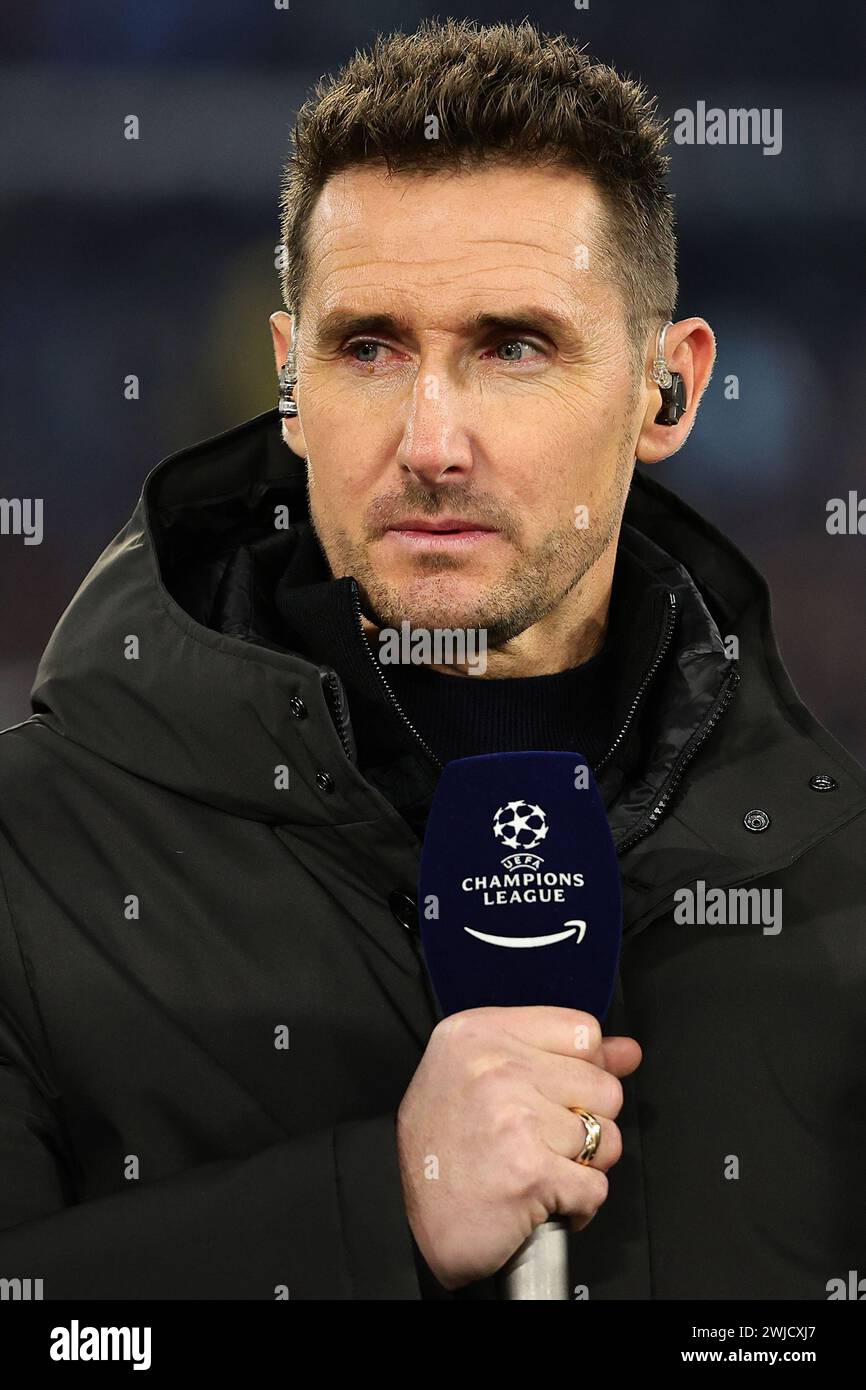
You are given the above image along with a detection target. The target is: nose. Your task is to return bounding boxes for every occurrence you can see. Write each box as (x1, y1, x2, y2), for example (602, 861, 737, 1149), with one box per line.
(395, 372, 475, 487)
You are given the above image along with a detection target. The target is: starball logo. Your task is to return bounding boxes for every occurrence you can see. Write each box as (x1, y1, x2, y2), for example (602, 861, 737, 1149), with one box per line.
(459, 800, 587, 948)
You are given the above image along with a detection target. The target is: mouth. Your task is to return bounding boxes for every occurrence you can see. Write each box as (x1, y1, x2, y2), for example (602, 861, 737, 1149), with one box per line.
(383, 517, 501, 550)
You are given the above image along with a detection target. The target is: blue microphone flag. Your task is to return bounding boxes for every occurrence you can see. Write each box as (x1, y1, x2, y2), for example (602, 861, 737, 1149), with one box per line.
(418, 752, 623, 1020)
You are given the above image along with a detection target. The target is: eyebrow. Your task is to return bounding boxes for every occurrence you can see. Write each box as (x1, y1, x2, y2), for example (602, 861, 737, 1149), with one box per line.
(312, 305, 585, 350)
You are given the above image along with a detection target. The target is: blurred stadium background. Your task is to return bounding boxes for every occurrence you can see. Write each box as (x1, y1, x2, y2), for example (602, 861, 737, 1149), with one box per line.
(1, 0, 864, 762)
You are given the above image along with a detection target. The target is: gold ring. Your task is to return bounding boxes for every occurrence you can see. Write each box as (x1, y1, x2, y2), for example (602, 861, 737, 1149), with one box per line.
(570, 1107, 601, 1164)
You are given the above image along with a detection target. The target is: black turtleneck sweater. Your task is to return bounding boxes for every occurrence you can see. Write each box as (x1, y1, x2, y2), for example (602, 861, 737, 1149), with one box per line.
(380, 609, 616, 768)
(271, 522, 669, 802)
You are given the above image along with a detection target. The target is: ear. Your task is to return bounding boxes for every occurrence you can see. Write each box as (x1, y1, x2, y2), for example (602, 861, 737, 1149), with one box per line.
(634, 318, 716, 465)
(269, 310, 307, 458)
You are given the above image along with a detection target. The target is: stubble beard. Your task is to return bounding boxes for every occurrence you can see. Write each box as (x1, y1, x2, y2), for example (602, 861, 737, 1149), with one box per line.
(307, 434, 635, 650)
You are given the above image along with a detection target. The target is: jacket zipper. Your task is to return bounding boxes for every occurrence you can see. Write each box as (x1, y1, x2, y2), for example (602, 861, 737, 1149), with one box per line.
(593, 590, 677, 776)
(349, 582, 443, 770)
(321, 669, 355, 762)
(615, 664, 741, 856)
(339, 580, 736, 856)
(346, 584, 679, 783)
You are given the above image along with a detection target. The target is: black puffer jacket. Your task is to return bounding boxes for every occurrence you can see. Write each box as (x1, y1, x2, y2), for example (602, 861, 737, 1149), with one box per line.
(0, 407, 863, 1299)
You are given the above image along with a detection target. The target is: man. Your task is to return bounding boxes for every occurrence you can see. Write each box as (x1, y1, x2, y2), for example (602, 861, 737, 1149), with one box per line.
(0, 18, 864, 1300)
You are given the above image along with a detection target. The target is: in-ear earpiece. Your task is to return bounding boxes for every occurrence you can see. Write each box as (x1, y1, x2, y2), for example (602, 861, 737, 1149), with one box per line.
(650, 321, 687, 426)
(278, 346, 298, 418)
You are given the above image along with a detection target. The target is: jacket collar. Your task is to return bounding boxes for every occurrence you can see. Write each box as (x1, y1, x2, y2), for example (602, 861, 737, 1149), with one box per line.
(30, 408, 866, 900)
(617, 469, 866, 934)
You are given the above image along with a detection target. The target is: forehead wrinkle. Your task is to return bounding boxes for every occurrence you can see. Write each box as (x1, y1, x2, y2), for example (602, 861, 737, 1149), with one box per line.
(308, 221, 606, 293)
(313, 256, 602, 300)
(458, 234, 593, 254)
(307, 209, 606, 292)
(316, 238, 595, 271)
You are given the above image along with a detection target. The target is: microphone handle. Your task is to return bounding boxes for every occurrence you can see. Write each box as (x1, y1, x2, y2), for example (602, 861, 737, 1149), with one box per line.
(494, 1218, 570, 1300)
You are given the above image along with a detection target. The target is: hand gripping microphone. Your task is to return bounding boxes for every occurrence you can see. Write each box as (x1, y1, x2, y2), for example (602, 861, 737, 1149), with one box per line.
(417, 751, 623, 1300)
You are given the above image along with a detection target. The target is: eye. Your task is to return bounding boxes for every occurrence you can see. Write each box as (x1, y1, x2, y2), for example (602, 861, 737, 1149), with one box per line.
(342, 339, 386, 364)
(484, 338, 546, 364)
(339, 336, 547, 367)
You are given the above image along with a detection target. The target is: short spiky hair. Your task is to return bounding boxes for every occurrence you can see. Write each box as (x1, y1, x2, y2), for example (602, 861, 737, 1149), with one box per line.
(279, 17, 677, 360)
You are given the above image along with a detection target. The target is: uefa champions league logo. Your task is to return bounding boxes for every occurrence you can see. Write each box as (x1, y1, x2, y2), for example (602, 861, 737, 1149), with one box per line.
(493, 800, 549, 854)
(455, 798, 586, 947)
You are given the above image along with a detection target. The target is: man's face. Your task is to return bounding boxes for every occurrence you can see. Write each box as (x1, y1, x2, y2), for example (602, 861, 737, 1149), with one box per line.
(277, 163, 645, 647)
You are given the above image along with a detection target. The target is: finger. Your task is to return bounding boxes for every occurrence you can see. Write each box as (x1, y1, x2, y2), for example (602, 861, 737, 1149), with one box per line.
(526, 1053, 625, 1118)
(545, 1151, 609, 1228)
(533, 1092, 623, 1172)
(465, 1004, 604, 1059)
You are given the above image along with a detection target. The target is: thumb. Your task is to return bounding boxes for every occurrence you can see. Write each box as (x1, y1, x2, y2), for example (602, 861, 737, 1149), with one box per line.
(598, 1035, 642, 1077)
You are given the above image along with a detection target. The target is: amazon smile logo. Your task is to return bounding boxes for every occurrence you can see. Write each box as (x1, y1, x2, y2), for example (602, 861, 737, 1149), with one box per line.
(465, 921, 586, 949)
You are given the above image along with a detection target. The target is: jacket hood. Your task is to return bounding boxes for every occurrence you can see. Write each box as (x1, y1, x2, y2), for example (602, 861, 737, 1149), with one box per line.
(29, 409, 866, 905)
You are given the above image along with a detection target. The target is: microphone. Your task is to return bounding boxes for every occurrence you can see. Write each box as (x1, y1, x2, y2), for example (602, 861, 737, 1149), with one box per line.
(417, 751, 623, 1300)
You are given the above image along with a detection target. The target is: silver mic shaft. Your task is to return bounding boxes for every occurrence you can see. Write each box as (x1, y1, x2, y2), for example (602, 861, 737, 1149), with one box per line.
(495, 1218, 570, 1300)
